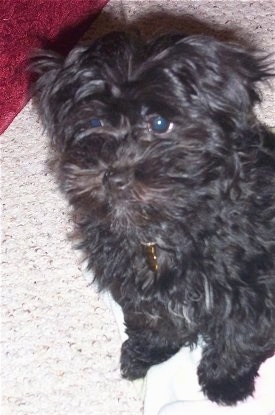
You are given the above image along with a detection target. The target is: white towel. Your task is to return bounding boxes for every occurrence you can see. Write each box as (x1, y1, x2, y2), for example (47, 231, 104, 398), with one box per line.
(103, 292, 275, 415)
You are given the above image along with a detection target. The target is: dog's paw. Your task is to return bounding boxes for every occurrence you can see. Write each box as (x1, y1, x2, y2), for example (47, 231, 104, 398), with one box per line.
(120, 339, 150, 380)
(198, 369, 256, 405)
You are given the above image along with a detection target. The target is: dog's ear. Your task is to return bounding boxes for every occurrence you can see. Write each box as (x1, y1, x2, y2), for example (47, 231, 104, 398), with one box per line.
(169, 36, 273, 129)
(31, 46, 98, 149)
(30, 50, 65, 144)
(30, 50, 64, 75)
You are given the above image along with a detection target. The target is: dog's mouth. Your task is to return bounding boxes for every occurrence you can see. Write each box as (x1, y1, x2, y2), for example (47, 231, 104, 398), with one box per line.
(63, 161, 189, 281)
(64, 158, 184, 217)
(64, 161, 156, 214)
(61, 153, 187, 248)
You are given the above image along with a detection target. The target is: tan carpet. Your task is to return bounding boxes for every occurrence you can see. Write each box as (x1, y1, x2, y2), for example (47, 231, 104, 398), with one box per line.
(1, 1, 274, 414)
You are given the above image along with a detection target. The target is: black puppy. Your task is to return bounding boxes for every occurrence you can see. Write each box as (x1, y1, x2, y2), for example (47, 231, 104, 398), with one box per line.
(32, 31, 275, 405)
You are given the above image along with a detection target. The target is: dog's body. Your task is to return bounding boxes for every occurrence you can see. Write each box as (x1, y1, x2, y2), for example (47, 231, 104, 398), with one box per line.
(33, 31, 275, 405)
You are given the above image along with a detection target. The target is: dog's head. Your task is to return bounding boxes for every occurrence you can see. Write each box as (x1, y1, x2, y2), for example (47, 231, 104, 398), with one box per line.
(32, 31, 272, 241)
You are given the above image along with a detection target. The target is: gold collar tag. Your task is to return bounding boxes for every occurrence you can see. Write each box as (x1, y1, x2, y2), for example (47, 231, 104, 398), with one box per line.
(142, 242, 158, 272)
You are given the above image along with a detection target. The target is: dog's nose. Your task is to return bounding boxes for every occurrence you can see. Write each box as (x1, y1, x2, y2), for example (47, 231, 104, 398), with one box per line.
(104, 168, 130, 190)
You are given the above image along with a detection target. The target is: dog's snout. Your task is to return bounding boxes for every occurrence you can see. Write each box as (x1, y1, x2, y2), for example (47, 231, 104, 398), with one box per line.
(104, 167, 131, 190)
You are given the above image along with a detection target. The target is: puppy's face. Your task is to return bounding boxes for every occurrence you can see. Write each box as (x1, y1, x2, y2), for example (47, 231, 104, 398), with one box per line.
(33, 32, 271, 239)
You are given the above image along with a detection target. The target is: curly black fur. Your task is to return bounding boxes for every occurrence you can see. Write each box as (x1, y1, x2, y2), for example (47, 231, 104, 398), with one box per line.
(32, 31, 275, 405)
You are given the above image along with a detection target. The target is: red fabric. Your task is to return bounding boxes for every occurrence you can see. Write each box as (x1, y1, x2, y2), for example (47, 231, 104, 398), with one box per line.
(0, 0, 109, 134)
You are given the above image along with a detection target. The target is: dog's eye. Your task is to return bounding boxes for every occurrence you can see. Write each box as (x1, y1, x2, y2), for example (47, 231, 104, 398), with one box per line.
(90, 118, 103, 128)
(148, 115, 172, 134)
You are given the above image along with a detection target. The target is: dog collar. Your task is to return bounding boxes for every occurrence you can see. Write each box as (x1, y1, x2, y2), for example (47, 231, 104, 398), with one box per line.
(141, 242, 158, 272)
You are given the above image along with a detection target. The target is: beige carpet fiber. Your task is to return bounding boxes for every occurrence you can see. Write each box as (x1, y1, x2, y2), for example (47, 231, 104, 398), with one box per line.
(1, 1, 274, 414)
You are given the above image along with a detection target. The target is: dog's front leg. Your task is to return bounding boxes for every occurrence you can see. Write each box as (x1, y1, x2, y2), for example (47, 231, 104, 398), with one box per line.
(197, 337, 266, 405)
(120, 320, 181, 380)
